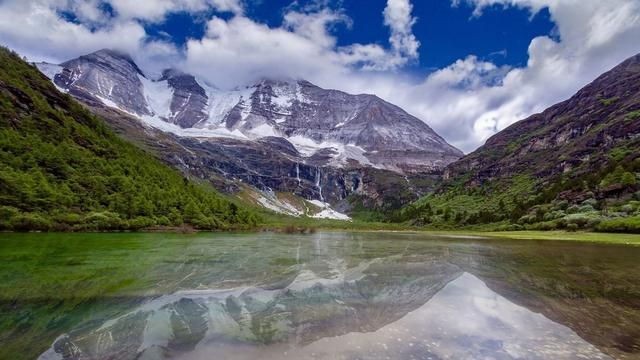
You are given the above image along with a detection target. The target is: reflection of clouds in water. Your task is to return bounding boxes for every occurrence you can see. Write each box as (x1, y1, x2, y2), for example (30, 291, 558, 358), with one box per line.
(180, 273, 611, 360)
(407, 273, 611, 360)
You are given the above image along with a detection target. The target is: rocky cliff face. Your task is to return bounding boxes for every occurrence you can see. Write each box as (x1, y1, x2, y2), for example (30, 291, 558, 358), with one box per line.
(159, 69, 209, 128)
(88, 104, 437, 212)
(53, 49, 151, 116)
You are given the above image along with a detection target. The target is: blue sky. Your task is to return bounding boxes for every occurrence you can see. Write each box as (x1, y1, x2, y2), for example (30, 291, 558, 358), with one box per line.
(145, 0, 555, 75)
(0, 0, 639, 152)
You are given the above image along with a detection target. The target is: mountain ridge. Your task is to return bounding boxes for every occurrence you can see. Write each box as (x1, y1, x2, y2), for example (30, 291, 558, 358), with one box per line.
(37, 48, 462, 174)
(399, 52, 640, 231)
(446, 52, 640, 183)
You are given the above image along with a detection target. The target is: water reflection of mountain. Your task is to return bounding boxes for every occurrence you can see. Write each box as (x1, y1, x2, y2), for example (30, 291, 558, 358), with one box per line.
(39, 235, 640, 360)
(40, 254, 462, 360)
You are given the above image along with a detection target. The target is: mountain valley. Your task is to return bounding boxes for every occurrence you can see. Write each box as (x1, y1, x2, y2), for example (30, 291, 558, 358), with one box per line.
(4, 45, 640, 232)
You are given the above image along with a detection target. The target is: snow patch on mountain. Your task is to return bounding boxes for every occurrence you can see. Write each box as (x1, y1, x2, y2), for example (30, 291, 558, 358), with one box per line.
(35, 62, 63, 80)
(139, 75, 173, 117)
(247, 123, 279, 138)
(288, 136, 375, 168)
(307, 200, 351, 221)
(204, 85, 254, 125)
(245, 190, 350, 220)
(140, 114, 248, 139)
(254, 192, 304, 217)
(94, 95, 139, 118)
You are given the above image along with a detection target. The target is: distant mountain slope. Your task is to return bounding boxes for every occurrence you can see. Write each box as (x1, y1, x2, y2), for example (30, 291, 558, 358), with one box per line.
(38, 49, 462, 173)
(399, 53, 640, 231)
(0, 47, 258, 231)
(447, 53, 640, 185)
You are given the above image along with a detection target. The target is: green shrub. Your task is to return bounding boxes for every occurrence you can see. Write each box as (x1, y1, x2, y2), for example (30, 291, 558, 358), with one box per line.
(578, 204, 595, 213)
(553, 200, 569, 210)
(155, 216, 171, 226)
(567, 205, 580, 214)
(128, 217, 155, 230)
(595, 216, 640, 234)
(621, 172, 637, 186)
(527, 220, 558, 231)
(52, 212, 83, 225)
(600, 166, 636, 187)
(83, 211, 125, 230)
(543, 210, 565, 221)
(192, 215, 224, 230)
(9, 213, 52, 231)
(564, 213, 601, 228)
(599, 97, 619, 106)
(626, 110, 640, 121)
(518, 214, 537, 224)
(0, 206, 20, 229)
(566, 223, 579, 232)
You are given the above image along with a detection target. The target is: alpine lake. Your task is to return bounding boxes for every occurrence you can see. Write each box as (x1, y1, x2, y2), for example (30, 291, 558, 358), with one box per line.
(1, 232, 639, 360)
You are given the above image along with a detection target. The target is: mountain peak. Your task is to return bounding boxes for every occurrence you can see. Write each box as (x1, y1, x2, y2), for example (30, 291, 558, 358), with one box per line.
(92, 48, 132, 59)
(77, 48, 145, 77)
(251, 76, 299, 88)
(55, 48, 150, 115)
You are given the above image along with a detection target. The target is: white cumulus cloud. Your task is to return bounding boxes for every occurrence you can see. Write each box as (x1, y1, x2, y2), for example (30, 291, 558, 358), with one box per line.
(1, 0, 640, 153)
(384, 0, 420, 60)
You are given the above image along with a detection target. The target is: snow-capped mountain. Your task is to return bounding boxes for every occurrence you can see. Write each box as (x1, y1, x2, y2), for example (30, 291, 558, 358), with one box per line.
(35, 49, 458, 216)
(37, 49, 462, 173)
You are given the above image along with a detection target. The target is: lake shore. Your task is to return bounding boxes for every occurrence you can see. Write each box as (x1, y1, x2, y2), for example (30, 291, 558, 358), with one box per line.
(3, 226, 640, 245)
(298, 228, 640, 245)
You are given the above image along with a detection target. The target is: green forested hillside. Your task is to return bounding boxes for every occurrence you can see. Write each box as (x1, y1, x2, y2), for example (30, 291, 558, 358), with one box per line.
(0, 47, 259, 231)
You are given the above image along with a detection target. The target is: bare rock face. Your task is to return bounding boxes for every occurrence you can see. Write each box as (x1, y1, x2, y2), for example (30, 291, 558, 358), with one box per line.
(53, 49, 151, 116)
(219, 79, 464, 172)
(159, 69, 208, 128)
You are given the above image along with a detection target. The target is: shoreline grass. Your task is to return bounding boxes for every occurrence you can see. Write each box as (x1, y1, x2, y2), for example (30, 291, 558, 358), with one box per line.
(298, 228, 640, 245)
(3, 226, 639, 246)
